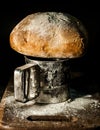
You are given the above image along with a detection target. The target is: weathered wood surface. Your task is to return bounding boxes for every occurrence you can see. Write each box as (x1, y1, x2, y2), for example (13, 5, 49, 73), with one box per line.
(0, 76, 100, 130)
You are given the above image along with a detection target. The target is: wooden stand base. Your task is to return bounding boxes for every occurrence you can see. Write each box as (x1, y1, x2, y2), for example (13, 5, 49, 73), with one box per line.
(0, 77, 100, 130)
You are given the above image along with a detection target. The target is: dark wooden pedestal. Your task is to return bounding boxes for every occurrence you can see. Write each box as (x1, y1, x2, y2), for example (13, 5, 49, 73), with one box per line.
(0, 76, 100, 130)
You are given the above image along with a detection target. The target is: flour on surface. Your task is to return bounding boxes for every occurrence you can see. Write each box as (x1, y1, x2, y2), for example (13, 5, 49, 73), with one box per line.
(5, 88, 100, 120)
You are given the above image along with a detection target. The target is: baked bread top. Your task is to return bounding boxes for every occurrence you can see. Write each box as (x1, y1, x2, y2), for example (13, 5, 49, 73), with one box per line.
(10, 12, 88, 58)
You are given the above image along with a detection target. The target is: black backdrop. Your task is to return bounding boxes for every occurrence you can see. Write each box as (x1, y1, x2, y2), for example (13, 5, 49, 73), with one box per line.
(0, 1, 100, 92)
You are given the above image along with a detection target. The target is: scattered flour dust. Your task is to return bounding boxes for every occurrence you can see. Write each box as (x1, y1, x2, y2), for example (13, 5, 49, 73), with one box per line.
(4, 90, 100, 120)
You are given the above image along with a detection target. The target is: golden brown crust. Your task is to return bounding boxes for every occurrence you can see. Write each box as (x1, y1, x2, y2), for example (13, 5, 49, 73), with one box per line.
(9, 12, 87, 58)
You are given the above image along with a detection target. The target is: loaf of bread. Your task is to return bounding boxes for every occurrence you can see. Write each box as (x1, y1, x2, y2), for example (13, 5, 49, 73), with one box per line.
(10, 12, 88, 58)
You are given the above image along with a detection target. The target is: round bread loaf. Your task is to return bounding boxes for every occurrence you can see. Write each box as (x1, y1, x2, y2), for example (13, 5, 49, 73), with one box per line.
(10, 12, 88, 58)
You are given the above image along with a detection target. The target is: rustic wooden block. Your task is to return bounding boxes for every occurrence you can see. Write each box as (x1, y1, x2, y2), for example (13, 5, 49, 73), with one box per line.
(0, 77, 100, 130)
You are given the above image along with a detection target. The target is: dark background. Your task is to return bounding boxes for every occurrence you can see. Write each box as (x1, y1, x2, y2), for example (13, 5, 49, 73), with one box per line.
(0, 0, 100, 97)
